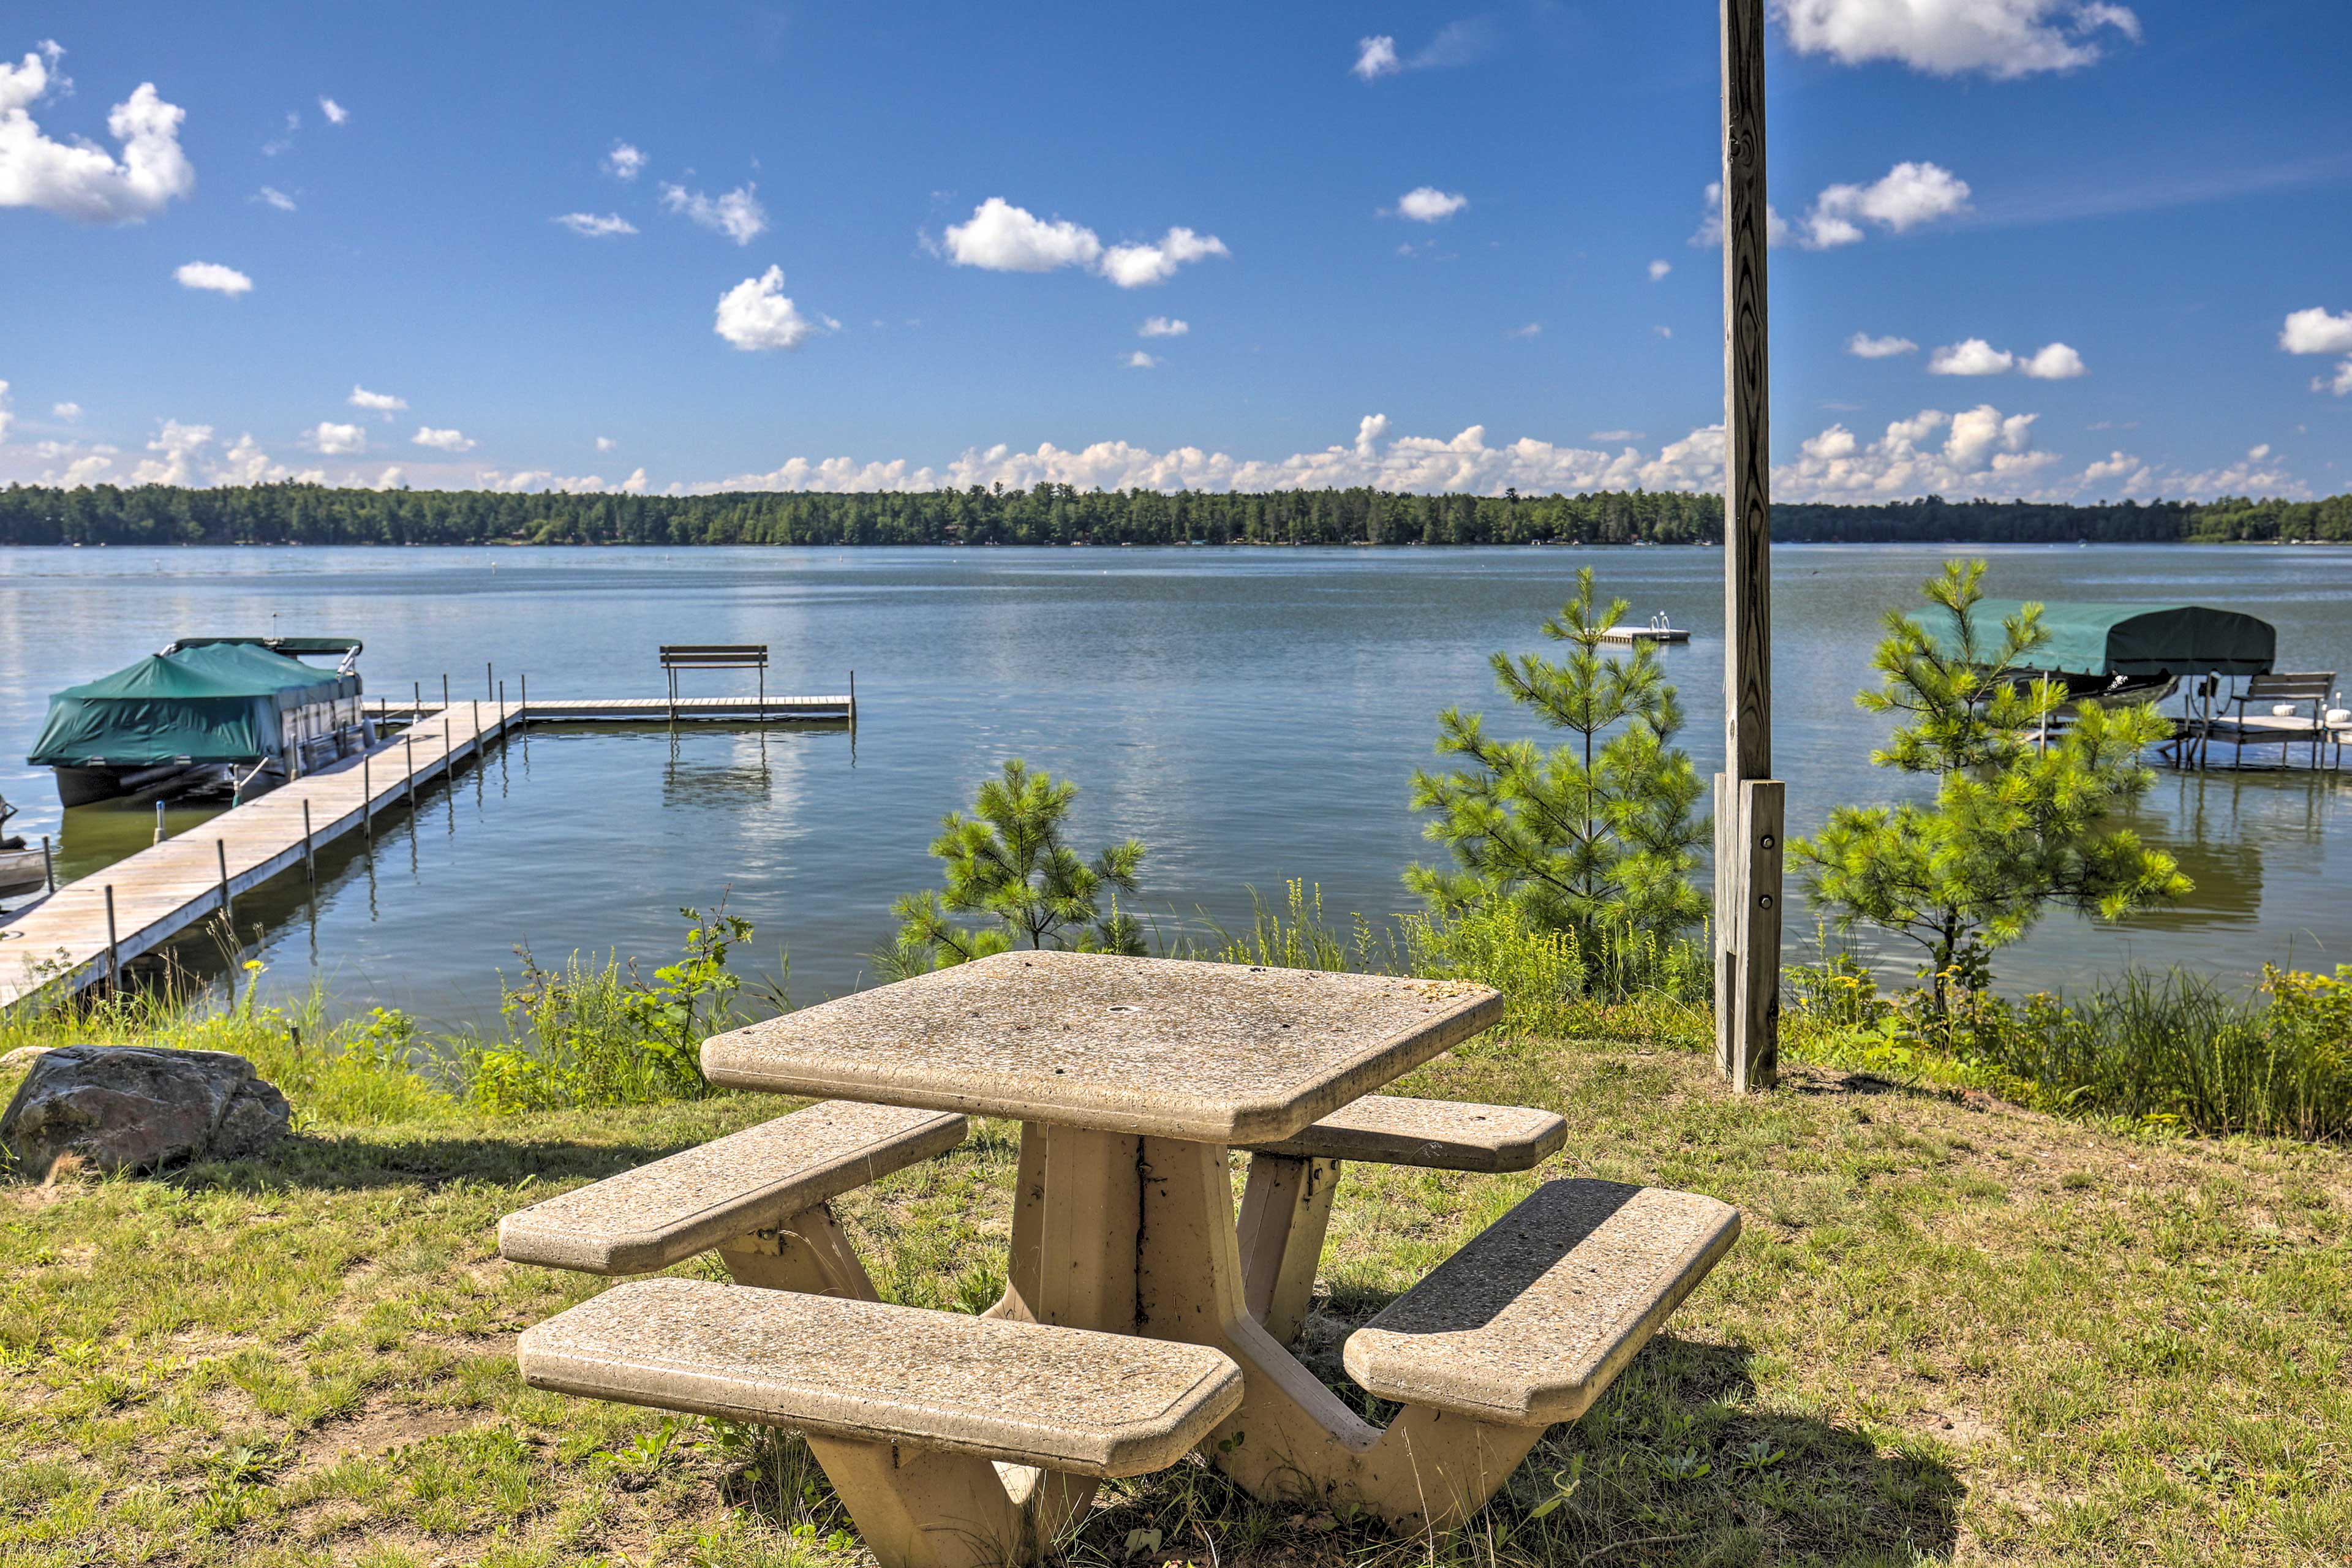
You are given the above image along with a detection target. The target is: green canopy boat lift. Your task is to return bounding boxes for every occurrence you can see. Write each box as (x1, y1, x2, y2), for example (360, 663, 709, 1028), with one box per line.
(1922, 600, 2346, 770)
(28, 638, 370, 807)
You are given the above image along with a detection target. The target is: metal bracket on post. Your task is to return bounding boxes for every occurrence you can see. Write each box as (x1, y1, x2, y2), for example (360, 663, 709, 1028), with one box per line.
(1714, 776, 1784, 1093)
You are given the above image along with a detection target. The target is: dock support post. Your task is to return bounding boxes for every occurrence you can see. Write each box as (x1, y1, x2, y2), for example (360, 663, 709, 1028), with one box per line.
(405, 738, 418, 807)
(363, 752, 372, 838)
(519, 672, 527, 718)
(217, 840, 233, 925)
(486, 661, 494, 702)
(1714, 0, 1781, 1093)
(850, 669, 858, 728)
(155, 801, 167, 846)
(413, 680, 422, 714)
(42, 835, 53, 893)
(442, 673, 450, 709)
(105, 884, 119, 993)
(302, 800, 315, 884)
(443, 720, 452, 771)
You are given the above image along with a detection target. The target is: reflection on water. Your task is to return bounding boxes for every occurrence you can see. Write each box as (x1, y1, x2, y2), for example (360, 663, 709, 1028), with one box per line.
(6, 543, 2352, 1024)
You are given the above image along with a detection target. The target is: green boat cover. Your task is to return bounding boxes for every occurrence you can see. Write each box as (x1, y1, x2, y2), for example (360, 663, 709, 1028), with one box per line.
(1928, 600, 2275, 677)
(28, 643, 361, 767)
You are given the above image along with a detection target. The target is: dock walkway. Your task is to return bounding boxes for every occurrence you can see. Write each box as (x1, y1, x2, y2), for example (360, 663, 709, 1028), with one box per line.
(2, 689, 854, 1012)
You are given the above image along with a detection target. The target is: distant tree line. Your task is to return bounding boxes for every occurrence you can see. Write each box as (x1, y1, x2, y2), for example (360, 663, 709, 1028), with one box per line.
(3, 481, 2348, 549)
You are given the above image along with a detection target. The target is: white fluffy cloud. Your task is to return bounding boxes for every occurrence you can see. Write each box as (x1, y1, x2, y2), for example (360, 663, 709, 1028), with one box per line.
(1392, 187, 1468, 222)
(943, 197, 1102, 272)
(349, 385, 406, 414)
(2019, 342, 2086, 379)
(1351, 36, 1401, 80)
(318, 96, 348, 126)
(1506, 323, 1542, 340)
(306, 421, 366, 455)
(256, 185, 295, 211)
(1927, 337, 2087, 377)
(1777, 404, 2057, 498)
(714, 266, 836, 351)
(481, 467, 648, 496)
(0, 43, 195, 223)
(1847, 332, 1920, 358)
(1099, 227, 1229, 288)
(2280, 307, 2352, 356)
(605, 141, 644, 179)
(2280, 309, 2352, 396)
(175, 260, 252, 295)
(940, 199, 1228, 288)
(412, 426, 475, 453)
(676, 416, 1732, 499)
(595, 435, 618, 453)
(1776, 0, 2140, 79)
(1124, 351, 1160, 369)
(1929, 338, 2016, 375)
(1139, 317, 1188, 337)
(659, 181, 767, 245)
(1801, 161, 1970, 247)
(1350, 23, 1492, 80)
(1648, 260, 1672, 281)
(52, 399, 79, 420)
(554, 211, 637, 238)
(130, 419, 211, 484)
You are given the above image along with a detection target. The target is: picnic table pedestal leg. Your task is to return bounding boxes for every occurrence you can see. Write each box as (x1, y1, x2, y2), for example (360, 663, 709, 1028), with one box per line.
(1237, 1153, 1341, 1345)
(991, 1124, 1142, 1536)
(1139, 1137, 1545, 1531)
(801, 1435, 1031, 1568)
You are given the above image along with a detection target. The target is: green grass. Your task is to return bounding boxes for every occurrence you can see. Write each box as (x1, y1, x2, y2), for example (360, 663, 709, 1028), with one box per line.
(2, 986, 2346, 1566)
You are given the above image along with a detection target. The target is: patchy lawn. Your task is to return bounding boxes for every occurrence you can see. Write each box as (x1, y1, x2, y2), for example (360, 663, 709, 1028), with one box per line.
(2, 1027, 2346, 1567)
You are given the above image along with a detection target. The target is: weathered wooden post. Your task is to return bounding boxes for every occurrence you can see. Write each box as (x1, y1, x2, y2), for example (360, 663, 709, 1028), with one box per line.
(1715, 0, 1782, 1092)
(217, 839, 232, 923)
(104, 883, 119, 992)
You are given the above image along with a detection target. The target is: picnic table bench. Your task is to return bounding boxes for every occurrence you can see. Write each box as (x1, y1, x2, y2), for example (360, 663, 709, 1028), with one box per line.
(503, 953, 1738, 1568)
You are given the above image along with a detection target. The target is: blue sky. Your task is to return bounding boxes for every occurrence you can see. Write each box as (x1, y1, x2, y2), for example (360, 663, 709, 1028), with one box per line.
(1, 1, 2346, 502)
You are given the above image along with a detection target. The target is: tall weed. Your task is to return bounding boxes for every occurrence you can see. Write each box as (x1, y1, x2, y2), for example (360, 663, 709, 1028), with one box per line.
(454, 903, 769, 1114)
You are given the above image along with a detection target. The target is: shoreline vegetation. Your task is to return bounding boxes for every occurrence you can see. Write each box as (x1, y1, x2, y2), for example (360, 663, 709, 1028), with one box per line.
(4, 481, 2351, 548)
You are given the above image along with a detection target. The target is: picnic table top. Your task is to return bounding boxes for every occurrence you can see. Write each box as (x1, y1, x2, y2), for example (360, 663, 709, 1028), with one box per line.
(700, 951, 1504, 1143)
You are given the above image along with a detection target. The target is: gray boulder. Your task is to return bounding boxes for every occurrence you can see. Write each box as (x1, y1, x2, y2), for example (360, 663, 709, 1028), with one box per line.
(1, 1046, 292, 1178)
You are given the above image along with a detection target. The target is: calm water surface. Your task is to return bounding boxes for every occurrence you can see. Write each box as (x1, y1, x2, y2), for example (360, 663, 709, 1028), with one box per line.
(5, 544, 2349, 1026)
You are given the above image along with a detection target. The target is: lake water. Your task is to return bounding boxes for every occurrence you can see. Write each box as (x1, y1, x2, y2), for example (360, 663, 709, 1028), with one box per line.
(6, 543, 2350, 1027)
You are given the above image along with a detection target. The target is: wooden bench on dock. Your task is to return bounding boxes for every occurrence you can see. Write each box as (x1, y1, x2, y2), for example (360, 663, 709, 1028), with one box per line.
(497, 1099, 967, 1294)
(2208, 671, 2339, 769)
(1238, 1094, 1569, 1343)
(659, 644, 769, 721)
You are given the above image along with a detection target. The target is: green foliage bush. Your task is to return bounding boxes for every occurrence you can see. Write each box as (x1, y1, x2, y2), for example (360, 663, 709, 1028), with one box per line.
(884, 759, 1145, 975)
(456, 904, 760, 1114)
(0, 970, 454, 1130)
(1796, 560, 2188, 1009)
(1408, 568, 1710, 995)
(1786, 956, 2352, 1139)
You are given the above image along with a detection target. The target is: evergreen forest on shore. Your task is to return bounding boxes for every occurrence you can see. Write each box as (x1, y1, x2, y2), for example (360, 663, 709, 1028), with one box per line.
(4, 481, 2350, 549)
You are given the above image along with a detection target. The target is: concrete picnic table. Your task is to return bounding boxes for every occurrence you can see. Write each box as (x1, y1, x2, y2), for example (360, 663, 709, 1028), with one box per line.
(699, 952, 1530, 1519)
(512, 951, 1738, 1567)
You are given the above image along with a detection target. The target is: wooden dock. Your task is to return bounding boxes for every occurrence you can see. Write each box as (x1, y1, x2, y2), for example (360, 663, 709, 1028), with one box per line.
(1, 688, 855, 1011)
(366, 693, 853, 725)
